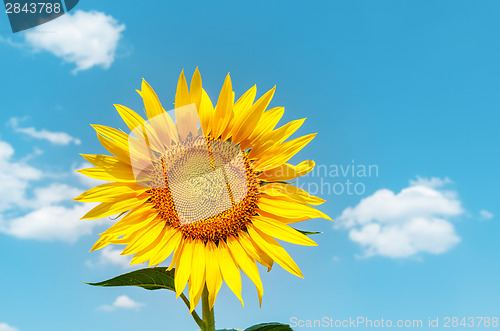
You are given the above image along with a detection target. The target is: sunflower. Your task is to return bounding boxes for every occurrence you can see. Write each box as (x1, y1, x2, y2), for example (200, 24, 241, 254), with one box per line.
(76, 69, 331, 312)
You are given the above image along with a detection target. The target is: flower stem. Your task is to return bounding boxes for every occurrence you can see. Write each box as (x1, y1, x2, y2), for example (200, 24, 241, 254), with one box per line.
(180, 293, 205, 330)
(202, 286, 215, 331)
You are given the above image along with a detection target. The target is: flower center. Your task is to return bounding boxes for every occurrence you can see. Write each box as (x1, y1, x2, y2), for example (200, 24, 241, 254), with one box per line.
(148, 136, 260, 242)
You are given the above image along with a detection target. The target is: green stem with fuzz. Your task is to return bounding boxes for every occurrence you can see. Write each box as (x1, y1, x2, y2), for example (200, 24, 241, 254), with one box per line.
(202, 286, 215, 331)
(180, 293, 205, 330)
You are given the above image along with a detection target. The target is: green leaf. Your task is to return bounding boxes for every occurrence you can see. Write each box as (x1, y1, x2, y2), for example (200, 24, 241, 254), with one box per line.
(245, 322, 293, 331)
(296, 229, 322, 236)
(85, 267, 175, 291)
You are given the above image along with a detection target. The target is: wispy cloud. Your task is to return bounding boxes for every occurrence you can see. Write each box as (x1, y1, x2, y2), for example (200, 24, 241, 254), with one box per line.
(479, 209, 494, 221)
(24, 10, 125, 73)
(99, 295, 144, 312)
(8, 117, 81, 145)
(337, 177, 463, 258)
(86, 246, 135, 269)
(0, 323, 18, 331)
(0, 138, 106, 243)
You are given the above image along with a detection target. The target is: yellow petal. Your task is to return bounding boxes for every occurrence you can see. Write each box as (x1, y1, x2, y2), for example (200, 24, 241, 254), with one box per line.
(257, 209, 311, 224)
(198, 89, 214, 135)
(175, 239, 194, 297)
(247, 225, 303, 278)
(139, 79, 165, 120)
(90, 234, 115, 251)
(138, 79, 179, 144)
(114, 104, 146, 132)
(227, 236, 264, 306)
(96, 133, 131, 165)
(217, 240, 243, 306)
(81, 194, 149, 219)
(147, 229, 182, 267)
(188, 240, 206, 312)
(254, 133, 317, 171)
(175, 69, 191, 108)
(238, 231, 274, 271)
(259, 160, 315, 181)
(260, 183, 325, 205)
(232, 86, 275, 145)
(251, 215, 317, 246)
(122, 221, 164, 255)
(100, 205, 157, 237)
(257, 195, 331, 221)
(249, 118, 305, 160)
(77, 166, 136, 183)
(211, 74, 234, 139)
(75, 182, 147, 202)
(243, 107, 284, 149)
(190, 67, 203, 111)
(80, 154, 121, 168)
(233, 85, 256, 116)
(205, 241, 222, 310)
(131, 228, 171, 266)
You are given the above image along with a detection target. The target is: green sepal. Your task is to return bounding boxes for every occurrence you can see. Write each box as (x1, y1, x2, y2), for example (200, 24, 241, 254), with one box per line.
(85, 267, 175, 291)
(295, 229, 322, 236)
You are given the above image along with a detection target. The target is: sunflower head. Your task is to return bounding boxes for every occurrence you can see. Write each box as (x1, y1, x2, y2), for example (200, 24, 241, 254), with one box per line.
(76, 68, 331, 311)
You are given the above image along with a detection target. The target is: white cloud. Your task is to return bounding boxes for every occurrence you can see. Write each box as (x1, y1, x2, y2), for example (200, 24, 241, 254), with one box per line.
(0, 139, 42, 212)
(0, 323, 18, 331)
(1, 203, 103, 243)
(337, 177, 463, 258)
(9, 117, 81, 145)
(99, 295, 144, 311)
(86, 246, 134, 269)
(24, 10, 125, 73)
(479, 209, 494, 221)
(409, 176, 452, 188)
(0, 137, 106, 243)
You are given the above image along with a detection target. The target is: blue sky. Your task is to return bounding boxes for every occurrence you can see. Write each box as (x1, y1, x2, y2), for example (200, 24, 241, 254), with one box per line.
(0, 1, 499, 330)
